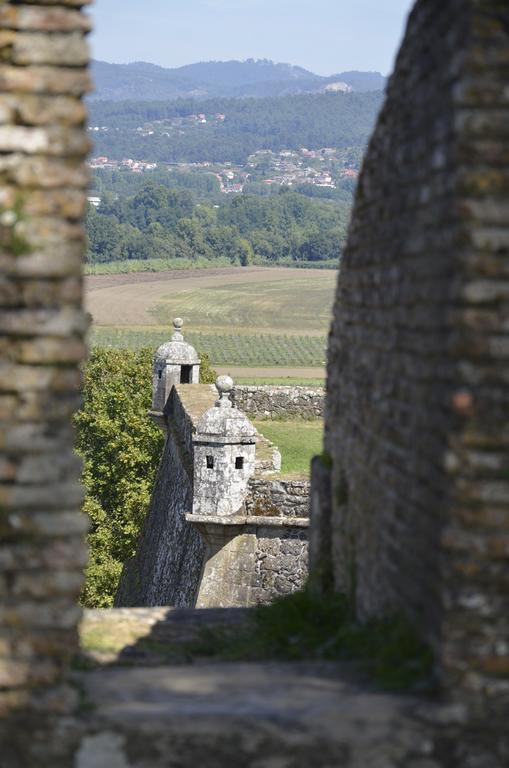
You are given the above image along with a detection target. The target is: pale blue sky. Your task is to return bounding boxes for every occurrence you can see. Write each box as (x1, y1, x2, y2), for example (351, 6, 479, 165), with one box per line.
(89, 0, 414, 76)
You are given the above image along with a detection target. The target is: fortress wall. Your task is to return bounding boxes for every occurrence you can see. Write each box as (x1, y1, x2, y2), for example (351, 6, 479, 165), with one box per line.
(115, 387, 205, 608)
(251, 524, 309, 603)
(245, 479, 310, 603)
(118, 387, 311, 610)
(0, 0, 91, 761)
(195, 521, 309, 608)
(318, 0, 508, 733)
(171, 381, 196, 453)
(234, 386, 324, 419)
(246, 478, 310, 519)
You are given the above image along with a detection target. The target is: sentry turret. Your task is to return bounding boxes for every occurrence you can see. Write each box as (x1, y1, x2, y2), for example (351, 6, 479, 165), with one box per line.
(192, 376, 257, 518)
(152, 318, 200, 412)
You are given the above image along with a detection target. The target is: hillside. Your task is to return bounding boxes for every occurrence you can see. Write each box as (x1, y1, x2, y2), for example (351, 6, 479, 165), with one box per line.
(90, 59, 386, 101)
(89, 91, 383, 164)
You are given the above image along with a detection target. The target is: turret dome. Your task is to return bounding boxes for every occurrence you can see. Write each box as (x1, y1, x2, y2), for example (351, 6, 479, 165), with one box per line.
(155, 318, 200, 365)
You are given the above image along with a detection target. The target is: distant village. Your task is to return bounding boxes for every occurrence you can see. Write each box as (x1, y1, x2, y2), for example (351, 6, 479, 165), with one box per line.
(88, 112, 359, 199)
(88, 146, 359, 197)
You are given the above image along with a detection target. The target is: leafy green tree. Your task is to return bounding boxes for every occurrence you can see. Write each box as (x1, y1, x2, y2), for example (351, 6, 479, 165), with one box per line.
(175, 217, 211, 260)
(237, 237, 254, 266)
(298, 229, 342, 262)
(76, 347, 216, 607)
(86, 207, 124, 262)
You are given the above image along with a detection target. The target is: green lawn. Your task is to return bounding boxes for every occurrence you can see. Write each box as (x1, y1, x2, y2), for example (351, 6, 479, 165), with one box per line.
(253, 419, 323, 478)
(236, 376, 325, 386)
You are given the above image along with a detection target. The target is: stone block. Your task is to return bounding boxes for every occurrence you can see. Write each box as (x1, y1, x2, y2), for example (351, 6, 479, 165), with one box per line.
(0, 6, 92, 33)
(0, 65, 92, 95)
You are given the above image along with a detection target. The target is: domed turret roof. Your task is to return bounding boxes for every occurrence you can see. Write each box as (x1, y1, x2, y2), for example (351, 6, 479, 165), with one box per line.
(155, 318, 200, 365)
(195, 376, 257, 444)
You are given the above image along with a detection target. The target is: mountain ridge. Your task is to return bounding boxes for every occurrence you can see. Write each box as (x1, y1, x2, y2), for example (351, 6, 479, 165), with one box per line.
(91, 59, 386, 101)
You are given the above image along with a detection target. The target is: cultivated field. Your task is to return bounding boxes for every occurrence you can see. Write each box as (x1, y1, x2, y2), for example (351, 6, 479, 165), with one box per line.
(86, 266, 337, 376)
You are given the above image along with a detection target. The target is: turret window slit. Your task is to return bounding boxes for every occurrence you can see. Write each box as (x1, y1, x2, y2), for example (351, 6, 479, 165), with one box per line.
(235, 457, 244, 470)
(206, 456, 214, 469)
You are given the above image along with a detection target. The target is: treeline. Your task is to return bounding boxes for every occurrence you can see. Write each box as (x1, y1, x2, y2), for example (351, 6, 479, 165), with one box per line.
(92, 167, 355, 206)
(89, 91, 382, 164)
(92, 167, 222, 202)
(86, 183, 348, 265)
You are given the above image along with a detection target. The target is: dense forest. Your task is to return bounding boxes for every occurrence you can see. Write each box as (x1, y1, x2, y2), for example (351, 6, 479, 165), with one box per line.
(87, 183, 348, 266)
(89, 91, 382, 164)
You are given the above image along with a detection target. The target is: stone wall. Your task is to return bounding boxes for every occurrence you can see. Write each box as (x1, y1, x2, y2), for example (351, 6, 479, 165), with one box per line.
(0, 0, 90, 706)
(0, 0, 91, 762)
(317, 0, 508, 758)
(118, 385, 311, 609)
(115, 387, 205, 607)
(246, 478, 310, 519)
(234, 385, 324, 419)
(246, 475, 311, 603)
(253, 525, 308, 602)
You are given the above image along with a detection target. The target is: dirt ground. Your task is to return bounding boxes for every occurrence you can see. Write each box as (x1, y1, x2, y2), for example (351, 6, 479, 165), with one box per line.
(85, 266, 275, 291)
(85, 266, 337, 332)
(215, 366, 325, 379)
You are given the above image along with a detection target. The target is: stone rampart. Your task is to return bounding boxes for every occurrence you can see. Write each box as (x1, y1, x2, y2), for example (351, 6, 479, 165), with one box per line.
(117, 385, 310, 609)
(234, 385, 324, 419)
(314, 0, 508, 761)
(115, 387, 205, 608)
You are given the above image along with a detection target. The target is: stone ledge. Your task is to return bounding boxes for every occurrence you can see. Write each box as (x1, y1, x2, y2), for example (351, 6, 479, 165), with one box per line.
(76, 661, 463, 768)
(186, 513, 309, 528)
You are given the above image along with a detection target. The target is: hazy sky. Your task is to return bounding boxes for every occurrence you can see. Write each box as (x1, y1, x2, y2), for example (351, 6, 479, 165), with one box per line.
(89, 0, 414, 76)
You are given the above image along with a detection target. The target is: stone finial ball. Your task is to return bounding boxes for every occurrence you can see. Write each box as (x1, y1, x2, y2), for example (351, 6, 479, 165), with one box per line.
(216, 375, 234, 394)
(173, 317, 184, 330)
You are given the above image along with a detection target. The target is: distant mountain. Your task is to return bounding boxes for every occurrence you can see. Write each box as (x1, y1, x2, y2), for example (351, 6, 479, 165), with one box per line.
(90, 59, 386, 101)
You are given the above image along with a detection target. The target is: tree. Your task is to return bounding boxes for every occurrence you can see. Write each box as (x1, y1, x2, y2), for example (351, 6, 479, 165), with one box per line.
(86, 207, 123, 262)
(237, 237, 254, 266)
(298, 229, 342, 262)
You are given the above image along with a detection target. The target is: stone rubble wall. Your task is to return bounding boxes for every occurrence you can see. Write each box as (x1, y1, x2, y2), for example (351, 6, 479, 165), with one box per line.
(234, 385, 324, 419)
(246, 478, 310, 519)
(317, 0, 508, 762)
(252, 526, 308, 603)
(0, 0, 91, 748)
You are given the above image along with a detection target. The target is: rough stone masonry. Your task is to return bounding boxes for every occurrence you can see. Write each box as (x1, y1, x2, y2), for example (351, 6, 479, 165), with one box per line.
(116, 345, 311, 610)
(312, 0, 508, 762)
(0, 0, 91, 764)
